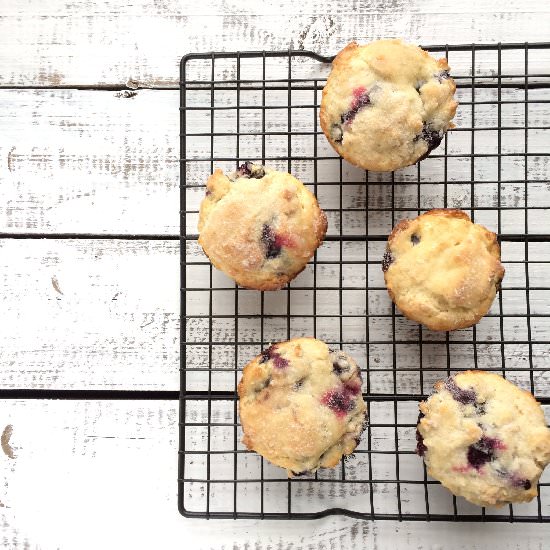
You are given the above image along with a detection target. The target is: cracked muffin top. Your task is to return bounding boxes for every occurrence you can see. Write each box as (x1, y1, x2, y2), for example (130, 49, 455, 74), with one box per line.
(238, 337, 367, 476)
(198, 163, 327, 290)
(417, 371, 550, 507)
(383, 209, 505, 331)
(320, 39, 458, 172)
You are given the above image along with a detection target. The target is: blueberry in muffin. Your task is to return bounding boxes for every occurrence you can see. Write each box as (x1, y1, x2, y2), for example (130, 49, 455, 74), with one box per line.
(417, 371, 550, 507)
(320, 39, 458, 172)
(238, 337, 367, 476)
(383, 209, 505, 331)
(198, 163, 327, 290)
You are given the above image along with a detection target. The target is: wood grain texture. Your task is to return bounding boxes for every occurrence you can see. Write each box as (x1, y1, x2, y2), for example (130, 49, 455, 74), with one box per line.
(1, 0, 550, 86)
(1, 399, 550, 550)
(0, 238, 179, 390)
(0, 237, 548, 391)
(0, 89, 179, 235)
(1, 87, 549, 235)
(1, 0, 550, 545)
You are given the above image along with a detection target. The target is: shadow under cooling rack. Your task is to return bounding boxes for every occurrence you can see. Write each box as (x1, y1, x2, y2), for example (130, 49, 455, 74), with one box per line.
(179, 43, 550, 521)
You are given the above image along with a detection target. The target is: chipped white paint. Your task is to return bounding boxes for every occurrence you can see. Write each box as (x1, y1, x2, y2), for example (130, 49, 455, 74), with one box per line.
(2, 400, 550, 550)
(0, 239, 179, 389)
(1, 86, 550, 235)
(0, 89, 179, 234)
(0, 0, 549, 547)
(0, 238, 548, 391)
(0, 0, 550, 86)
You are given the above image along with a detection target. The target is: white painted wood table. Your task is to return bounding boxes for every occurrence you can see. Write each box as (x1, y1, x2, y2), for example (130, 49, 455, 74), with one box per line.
(1, 1, 550, 548)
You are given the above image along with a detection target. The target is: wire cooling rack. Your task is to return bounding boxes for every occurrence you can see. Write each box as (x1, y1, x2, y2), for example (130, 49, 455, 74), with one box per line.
(179, 43, 550, 521)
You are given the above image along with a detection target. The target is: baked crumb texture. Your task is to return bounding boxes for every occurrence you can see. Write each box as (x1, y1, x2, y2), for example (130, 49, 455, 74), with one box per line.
(383, 209, 505, 331)
(238, 337, 367, 476)
(418, 371, 550, 507)
(320, 39, 458, 171)
(198, 163, 327, 290)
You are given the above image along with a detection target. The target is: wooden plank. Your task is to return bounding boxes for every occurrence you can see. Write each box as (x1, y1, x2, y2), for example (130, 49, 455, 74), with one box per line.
(1, 88, 549, 235)
(1, 399, 550, 549)
(0, 238, 548, 391)
(0, 238, 180, 390)
(0, 89, 179, 235)
(0, 0, 549, 86)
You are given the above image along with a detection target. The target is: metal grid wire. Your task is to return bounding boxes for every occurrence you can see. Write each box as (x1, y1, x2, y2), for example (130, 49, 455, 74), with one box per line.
(179, 43, 550, 521)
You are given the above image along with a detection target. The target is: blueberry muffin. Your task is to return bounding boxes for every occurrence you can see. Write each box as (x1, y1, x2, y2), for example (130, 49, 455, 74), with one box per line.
(417, 371, 550, 507)
(238, 337, 367, 476)
(320, 39, 458, 172)
(198, 163, 327, 290)
(383, 209, 504, 331)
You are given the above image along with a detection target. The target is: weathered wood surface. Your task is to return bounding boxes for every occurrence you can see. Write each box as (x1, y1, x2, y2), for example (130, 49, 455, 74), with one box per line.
(1, 0, 550, 87)
(1, 238, 548, 391)
(2, 400, 550, 550)
(0, 89, 179, 235)
(1, 87, 549, 235)
(0, 238, 179, 390)
(1, 0, 550, 546)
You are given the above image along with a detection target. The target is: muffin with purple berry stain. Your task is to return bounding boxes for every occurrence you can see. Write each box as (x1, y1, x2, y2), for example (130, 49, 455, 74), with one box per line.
(417, 371, 550, 507)
(320, 39, 458, 172)
(198, 163, 327, 290)
(383, 209, 505, 331)
(238, 337, 367, 476)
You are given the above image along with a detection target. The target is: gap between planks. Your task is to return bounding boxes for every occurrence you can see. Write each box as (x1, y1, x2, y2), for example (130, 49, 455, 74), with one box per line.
(0, 389, 179, 399)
